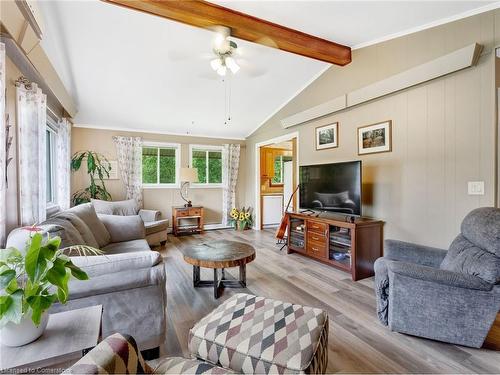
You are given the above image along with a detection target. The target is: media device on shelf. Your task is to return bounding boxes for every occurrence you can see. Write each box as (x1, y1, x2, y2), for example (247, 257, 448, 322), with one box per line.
(299, 161, 362, 217)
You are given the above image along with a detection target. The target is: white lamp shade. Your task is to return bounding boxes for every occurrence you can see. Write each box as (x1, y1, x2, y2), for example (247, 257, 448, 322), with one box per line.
(180, 167, 198, 183)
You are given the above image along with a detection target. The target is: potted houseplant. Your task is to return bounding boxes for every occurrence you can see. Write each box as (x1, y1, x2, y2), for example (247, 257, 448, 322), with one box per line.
(229, 207, 253, 231)
(71, 150, 113, 206)
(0, 230, 93, 347)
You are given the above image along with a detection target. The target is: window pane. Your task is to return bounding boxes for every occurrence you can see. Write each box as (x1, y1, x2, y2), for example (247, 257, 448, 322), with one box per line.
(208, 151, 222, 184)
(272, 156, 282, 184)
(192, 150, 207, 183)
(142, 147, 158, 184)
(46, 130, 52, 202)
(159, 148, 176, 184)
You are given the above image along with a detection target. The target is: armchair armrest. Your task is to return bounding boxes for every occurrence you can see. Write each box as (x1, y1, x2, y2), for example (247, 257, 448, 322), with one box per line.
(384, 239, 447, 267)
(98, 214, 145, 242)
(387, 261, 492, 291)
(139, 209, 161, 222)
(63, 333, 152, 374)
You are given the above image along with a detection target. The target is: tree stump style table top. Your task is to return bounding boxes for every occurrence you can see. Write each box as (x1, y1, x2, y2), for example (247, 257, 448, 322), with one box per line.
(183, 240, 256, 298)
(183, 240, 256, 269)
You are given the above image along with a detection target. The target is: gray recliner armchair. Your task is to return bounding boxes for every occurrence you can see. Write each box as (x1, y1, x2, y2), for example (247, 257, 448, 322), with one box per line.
(374, 207, 500, 348)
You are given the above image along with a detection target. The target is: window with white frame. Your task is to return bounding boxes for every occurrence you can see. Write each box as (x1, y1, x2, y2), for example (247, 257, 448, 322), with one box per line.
(45, 125, 57, 205)
(142, 143, 180, 187)
(189, 145, 223, 186)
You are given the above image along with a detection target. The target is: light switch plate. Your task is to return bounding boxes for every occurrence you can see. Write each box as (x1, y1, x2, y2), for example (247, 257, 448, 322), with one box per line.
(468, 181, 484, 195)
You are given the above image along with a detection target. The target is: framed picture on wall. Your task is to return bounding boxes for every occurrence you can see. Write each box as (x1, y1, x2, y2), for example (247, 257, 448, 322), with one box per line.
(357, 120, 392, 155)
(315, 122, 338, 150)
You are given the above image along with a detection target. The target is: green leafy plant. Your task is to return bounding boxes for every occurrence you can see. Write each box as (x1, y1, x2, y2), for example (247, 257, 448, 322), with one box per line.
(229, 207, 253, 230)
(0, 231, 95, 327)
(71, 151, 112, 205)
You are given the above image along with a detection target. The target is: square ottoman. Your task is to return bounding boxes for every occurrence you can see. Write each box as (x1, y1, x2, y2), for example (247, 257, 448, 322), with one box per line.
(188, 293, 329, 374)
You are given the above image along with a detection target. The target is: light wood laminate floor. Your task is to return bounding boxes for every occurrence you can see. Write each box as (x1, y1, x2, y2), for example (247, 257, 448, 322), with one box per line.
(156, 229, 499, 374)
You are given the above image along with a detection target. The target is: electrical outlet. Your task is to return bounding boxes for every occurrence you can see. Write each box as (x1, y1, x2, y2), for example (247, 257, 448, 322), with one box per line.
(467, 181, 484, 195)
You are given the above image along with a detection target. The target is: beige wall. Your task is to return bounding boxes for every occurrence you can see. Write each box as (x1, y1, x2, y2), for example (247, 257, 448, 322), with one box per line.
(245, 10, 500, 249)
(71, 127, 246, 225)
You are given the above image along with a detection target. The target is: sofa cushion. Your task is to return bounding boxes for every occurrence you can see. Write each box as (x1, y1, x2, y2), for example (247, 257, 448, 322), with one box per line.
(64, 203, 111, 247)
(441, 234, 500, 284)
(145, 219, 169, 235)
(460, 207, 500, 257)
(92, 198, 138, 216)
(188, 293, 328, 374)
(102, 239, 151, 254)
(98, 214, 146, 243)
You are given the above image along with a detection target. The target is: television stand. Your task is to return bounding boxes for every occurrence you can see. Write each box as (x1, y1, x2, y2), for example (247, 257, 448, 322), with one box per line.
(287, 211, 383, 281)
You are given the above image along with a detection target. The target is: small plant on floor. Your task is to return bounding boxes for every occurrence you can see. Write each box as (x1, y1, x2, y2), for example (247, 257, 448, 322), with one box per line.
(0, 229, 98, 329)
(229, 207, 253, 231)
(71, 150, 112, 205)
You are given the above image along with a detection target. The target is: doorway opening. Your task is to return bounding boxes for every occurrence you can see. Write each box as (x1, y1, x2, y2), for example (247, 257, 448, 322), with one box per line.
(254, 132, 299, 230)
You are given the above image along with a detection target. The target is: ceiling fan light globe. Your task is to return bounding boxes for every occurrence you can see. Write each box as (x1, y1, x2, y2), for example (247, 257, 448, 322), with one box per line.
(225, 57, 240, 74)
(210, 58, 222, 71)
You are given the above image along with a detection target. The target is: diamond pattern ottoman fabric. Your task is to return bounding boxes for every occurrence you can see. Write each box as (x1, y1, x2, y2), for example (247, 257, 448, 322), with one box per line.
(155, 357, 234, 374)
(188, 293, 329, 374)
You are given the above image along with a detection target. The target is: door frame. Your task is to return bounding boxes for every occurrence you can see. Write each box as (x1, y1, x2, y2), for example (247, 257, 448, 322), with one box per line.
(254, 131, 300, 230)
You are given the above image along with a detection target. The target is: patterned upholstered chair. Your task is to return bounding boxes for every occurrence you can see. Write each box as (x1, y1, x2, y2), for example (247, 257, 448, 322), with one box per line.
(65, 294, 329, 374)
(374, 207, 500, 348)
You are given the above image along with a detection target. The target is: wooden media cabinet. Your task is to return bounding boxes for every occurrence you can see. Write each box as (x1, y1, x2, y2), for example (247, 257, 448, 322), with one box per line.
(287, 212, 383, 280)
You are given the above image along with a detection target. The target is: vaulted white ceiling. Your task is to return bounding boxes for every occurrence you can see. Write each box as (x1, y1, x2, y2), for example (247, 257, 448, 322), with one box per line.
(38, 1, 498, 139)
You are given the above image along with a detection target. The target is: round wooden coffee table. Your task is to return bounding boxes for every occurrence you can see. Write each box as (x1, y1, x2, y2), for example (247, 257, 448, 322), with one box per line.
(183, 240, 256, 299)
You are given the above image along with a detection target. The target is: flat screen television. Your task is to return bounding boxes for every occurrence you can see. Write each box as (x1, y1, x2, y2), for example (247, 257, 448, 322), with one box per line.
(299, 161, 362, 216)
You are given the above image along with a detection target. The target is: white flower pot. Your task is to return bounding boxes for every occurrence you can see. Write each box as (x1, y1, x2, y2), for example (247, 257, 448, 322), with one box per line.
(0, 311, 49, 347)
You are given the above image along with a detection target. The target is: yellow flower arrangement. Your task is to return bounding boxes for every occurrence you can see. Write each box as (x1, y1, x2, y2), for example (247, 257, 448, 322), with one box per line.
(228, 207, 253, 231)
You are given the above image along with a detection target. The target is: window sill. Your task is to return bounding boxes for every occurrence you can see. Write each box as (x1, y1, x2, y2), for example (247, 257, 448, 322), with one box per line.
(143, 184, 180, 189)
(189, 184, 223, 189)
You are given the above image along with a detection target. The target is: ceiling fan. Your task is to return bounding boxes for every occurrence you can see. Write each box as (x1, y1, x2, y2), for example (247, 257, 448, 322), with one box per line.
(210, 26, 239, 76)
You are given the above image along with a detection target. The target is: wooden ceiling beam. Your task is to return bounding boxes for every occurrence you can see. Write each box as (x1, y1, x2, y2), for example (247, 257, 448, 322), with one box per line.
(102, 0, 352, 66)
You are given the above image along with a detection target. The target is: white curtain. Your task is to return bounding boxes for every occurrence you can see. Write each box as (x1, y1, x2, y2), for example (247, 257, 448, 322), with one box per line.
(113, 136, 143, 209)
(17, 81, 47, 225)
(222, 144, 240, 226)
(56, 118, 71, 210)
(0, 43, 6, 245)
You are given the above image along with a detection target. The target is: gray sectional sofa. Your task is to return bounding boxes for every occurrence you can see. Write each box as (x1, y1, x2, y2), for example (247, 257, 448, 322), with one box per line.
(374, 207, 500, 348)
(6, 203, 167, 353)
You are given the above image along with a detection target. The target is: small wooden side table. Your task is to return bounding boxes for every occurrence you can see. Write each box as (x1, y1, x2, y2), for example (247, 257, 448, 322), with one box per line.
(172, 206, 204, 236)
(0, 305, 103, 372)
